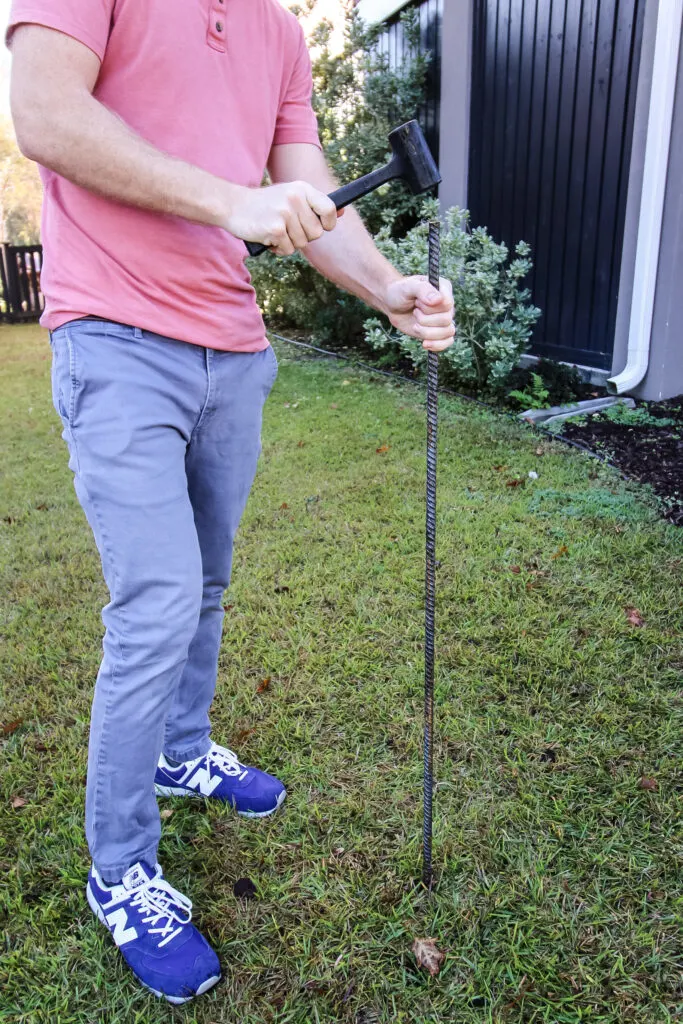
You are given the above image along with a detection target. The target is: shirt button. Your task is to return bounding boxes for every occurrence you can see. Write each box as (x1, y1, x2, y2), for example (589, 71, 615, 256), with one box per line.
(216, 20, 223, 30)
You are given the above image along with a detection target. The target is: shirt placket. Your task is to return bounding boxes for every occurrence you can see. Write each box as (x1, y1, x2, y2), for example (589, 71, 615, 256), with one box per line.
(207, 0, 227, 52)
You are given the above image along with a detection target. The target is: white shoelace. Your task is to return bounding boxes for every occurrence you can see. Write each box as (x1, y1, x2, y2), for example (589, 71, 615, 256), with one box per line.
(206, 744, 249, 781)
(129, 871, 193, 949)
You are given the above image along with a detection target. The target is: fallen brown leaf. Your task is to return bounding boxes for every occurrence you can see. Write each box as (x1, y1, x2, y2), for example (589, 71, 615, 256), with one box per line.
(279, 502, 289, 510)
(535, 447, 545, 456)
(297, 441, 305, 448)
(11, 796, 27, 809)
(506, 477, 526, 488)
(552, 544, 569, 559)
(256, 677, 271, 694)
(412, 937, 445, 977)
(222, 603, 234, 612)
(492, 464, 508, 472)
(160, 808, 173, 820)
(626, 607, 645, 627)
(376, 445, 390, 454)
(235, 728, 255, 744)
(639, 776, 657, 791)
(510, 565, 521, 574)
(1, 719, 23, 737)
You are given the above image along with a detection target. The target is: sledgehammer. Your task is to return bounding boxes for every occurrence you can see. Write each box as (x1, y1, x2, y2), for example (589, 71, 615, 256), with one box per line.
(245, 119, 441, 258)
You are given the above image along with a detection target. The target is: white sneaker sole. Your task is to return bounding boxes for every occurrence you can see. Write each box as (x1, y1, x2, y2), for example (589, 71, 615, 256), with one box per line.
(154, 784, 287, 818)
(86, 882, 221, 1004)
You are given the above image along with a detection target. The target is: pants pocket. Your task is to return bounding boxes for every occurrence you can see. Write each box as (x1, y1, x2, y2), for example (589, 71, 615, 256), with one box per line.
(265, 344, 279, 391)
(50, 327, 80, 427)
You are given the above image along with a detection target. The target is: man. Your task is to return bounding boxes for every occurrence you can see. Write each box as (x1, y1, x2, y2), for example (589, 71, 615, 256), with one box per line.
(8, 0, 455, 1004)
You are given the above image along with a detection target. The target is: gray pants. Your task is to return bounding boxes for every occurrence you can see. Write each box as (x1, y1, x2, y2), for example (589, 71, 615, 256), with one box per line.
(50, 319, 277, 881)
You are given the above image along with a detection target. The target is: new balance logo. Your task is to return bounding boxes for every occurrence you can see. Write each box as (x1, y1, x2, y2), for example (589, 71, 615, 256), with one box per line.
(106, 907, 138, 946)
(188, 765, 223, 796)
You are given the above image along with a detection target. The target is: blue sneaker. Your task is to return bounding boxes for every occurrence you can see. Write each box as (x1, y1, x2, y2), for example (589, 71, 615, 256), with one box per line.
(86, 861, 220, 1004)
(154, 741, 286, 817)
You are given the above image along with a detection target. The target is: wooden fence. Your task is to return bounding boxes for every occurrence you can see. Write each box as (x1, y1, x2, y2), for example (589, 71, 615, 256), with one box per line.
(0, 244, 44, 323)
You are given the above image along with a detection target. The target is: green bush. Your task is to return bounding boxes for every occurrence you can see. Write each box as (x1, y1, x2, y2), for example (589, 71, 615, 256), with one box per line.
(602, 403, 677, 428)
(507, 372, 551, 410)
(364, 201, 541, 392)
(249, 2, 430, 348)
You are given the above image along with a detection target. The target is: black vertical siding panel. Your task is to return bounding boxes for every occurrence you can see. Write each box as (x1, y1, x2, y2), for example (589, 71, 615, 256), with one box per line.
(604, 0, 644, 359)
(511, 0, 537, 248)
(501, 0, 524, 244)
(552, 0, 596, 359)
(520, 0, 551, 288)
(530, 0, 566, 350)
(543, 0, 580, 354)
(573, 0, 616, 359)
(490, 0, 511, 234)
(468, 0, 485, 211)
(477, 0, 498, 225)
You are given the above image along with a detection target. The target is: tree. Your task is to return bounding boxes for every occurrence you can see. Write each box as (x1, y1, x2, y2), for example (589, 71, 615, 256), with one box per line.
(0, 119, 42, 244)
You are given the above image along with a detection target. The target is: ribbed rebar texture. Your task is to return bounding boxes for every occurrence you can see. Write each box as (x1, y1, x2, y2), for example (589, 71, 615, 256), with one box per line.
(423, 221, 440, 890)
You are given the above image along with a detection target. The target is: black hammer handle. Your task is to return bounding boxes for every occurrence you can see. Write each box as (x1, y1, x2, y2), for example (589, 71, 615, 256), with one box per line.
(245, 157, 401, 258)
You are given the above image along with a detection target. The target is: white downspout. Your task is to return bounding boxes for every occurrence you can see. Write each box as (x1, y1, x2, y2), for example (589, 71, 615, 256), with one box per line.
(609, 0, 683, 394)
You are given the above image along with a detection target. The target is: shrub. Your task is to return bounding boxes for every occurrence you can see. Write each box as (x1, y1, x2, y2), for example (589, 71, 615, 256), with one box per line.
(505, 358, 588, 406)
(364, 201, 541, 392)
(602, 403, 677, 428)
(249, 2, 430, 348)
(507, 373, 551, 410)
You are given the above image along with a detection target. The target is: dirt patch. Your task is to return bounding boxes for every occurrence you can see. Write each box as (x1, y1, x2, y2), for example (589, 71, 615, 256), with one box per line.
(559, 397, 683, 525)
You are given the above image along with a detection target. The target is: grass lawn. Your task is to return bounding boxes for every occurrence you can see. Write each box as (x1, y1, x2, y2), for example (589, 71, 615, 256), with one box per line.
(1, 323, 682, 1024)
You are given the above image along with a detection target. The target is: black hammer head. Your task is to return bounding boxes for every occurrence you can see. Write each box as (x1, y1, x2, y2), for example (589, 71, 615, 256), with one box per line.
(388, 120, 441, 195)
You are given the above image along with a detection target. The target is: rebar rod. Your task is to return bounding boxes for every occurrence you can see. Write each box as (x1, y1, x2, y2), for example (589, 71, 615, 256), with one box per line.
(423, 220, 440, 889)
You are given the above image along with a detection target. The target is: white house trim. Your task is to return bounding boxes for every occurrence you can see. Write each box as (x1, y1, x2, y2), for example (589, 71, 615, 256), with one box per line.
(356, 0, 411, 27)
(609, 0, 683, 394)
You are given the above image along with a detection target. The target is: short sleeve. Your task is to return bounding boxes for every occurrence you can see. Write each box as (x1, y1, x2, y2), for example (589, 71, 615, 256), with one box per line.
(6, 0, 115, 62)
(272, 26, 321, 149)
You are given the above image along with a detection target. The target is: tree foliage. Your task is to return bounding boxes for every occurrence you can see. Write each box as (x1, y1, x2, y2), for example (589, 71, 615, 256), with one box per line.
(0, 119, 42, 244)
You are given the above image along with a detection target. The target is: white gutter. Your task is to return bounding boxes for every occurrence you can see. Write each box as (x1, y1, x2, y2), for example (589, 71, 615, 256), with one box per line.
(609, 0, 683, 394)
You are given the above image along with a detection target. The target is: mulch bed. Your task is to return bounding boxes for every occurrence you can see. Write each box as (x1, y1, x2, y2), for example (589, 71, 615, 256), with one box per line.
(559, 396, 683, 526)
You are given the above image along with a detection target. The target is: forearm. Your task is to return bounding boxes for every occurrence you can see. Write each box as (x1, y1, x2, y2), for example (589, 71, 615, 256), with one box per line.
(303, 206, 402, 315)
(14, 91, 238, 228)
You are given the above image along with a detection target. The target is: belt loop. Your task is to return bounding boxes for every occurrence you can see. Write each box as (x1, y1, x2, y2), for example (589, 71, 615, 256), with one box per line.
(134, 327, 143, 340)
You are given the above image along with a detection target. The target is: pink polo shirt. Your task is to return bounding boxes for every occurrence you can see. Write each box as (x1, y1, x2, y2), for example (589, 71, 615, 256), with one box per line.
(7, 0, 321, 351)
